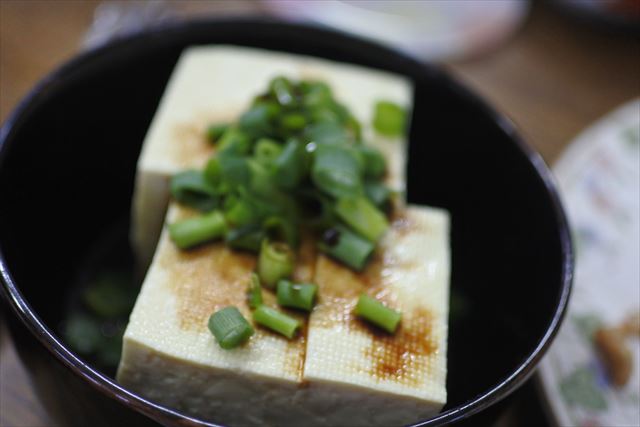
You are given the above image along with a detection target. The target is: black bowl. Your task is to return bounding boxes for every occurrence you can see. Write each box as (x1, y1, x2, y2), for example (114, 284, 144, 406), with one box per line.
(0, 18, 572, 427)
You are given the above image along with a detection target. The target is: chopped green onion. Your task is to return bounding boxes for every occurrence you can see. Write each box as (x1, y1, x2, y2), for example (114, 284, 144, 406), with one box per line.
(281, 113, 307, 131)
(355, 145, 386, 179)
(170, 170, 219, 211)
(169, 211, 226, 249)
(355, 294, 401, 333)
(301, 81, 332, 108)
(318, 225, 374, 271)
(247, 158, 278, 198)
(270, 76, 295, 107)
(310, 108, 340, 125)
(247, 273, 263, 309)
(277, 280, 318, 312)
(225, 225, 265, 253)
(218, 128, 252, 155)
(225, 196, 261, 227)
(373, 100, 406, 137)
(305, 122, 349, 145)
(335, 196, 388, 242)
(257, 240, 295, 288)
(252, 305, 301, 339)
(345, 114, 362, 142)
(273, 139, 307, 189)
(364, 181, 392, 208)
(297, 188, 335, 228)
(311, 144, 363, 198)
(254, 138, 283, 167)
(239, 102, 278, 136)
(264, 216, 299, 248)
(208, 306, 254, 349)
(206, 123, 229, 143)
(218, 153, 251, 190)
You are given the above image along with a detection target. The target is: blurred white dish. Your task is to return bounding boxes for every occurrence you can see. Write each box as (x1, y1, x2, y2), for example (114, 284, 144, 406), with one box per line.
(264, 0, 529, 61)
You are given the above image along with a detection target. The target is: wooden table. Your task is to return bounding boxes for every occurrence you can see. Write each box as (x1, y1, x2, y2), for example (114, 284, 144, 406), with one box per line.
(1, 1, 638, 426)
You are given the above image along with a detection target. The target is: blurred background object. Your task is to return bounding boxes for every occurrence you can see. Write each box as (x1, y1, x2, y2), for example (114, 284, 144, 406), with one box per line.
(264, 0, 530, 61)
(552, 0, 640, 33)
(541, 99, 640, 427)
(81, 0, 531, 60)
(1, 1, 639, 426)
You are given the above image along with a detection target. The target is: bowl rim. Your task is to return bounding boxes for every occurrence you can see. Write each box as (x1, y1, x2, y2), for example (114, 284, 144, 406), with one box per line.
(0, 16, 573, 427)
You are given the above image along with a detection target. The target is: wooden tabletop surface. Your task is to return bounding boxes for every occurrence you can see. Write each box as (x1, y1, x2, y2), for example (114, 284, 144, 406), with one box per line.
(1, 1, 638, 426)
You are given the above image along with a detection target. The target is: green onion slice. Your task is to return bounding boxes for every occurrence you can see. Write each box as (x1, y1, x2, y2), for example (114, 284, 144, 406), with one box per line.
(264, 216, 299, 248)
(254, 138, 283, 167)
(335, 196, 389, 243)
(311, 144, 363, 199)
(252, 305, 301, 339)
(169, 211, 226, 249)
(208, 306, 254, 349)
(277, 280, 318, 312)
(218, 128, 252, 155)
(317, 225, 374, 271)
(304, 122, 350, 145)
(364, 181, 392, 208)
(270, 76, 295, 107)
(247, 273, 263, 309)
(355, 145, 386, 179)
(257, 240, 295, 288)
(239, 102, 278, 136)
(372, 100, 407, 137)
(273, 139, 308, 189)
(206, 123, 229, 143)
(281, 113, 307, 131)
(170, 170, 219, 211)
(355, 294, 401, 333)
(225, 225, 265, 253)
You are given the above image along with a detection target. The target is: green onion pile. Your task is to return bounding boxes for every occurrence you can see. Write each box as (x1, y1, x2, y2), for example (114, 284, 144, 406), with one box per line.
(169, 76, 406, 348)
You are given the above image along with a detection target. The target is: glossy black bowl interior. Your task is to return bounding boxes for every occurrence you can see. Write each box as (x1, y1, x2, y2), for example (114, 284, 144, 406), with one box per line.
(0, 18, 572, 427)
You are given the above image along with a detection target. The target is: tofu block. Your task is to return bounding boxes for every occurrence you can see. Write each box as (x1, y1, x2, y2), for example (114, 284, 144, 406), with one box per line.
(302, 206, 450, 426)
(118, 204, 315, 426)
(119, 205, 450, 427)
(132, 45, 413, 268)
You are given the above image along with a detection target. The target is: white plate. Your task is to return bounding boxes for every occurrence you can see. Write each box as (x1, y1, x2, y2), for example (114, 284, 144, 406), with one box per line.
(539, 100, 640, 426)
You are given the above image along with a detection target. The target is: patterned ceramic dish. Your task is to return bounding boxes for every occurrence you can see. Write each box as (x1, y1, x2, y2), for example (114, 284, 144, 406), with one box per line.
(540, 99, 640, 427)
